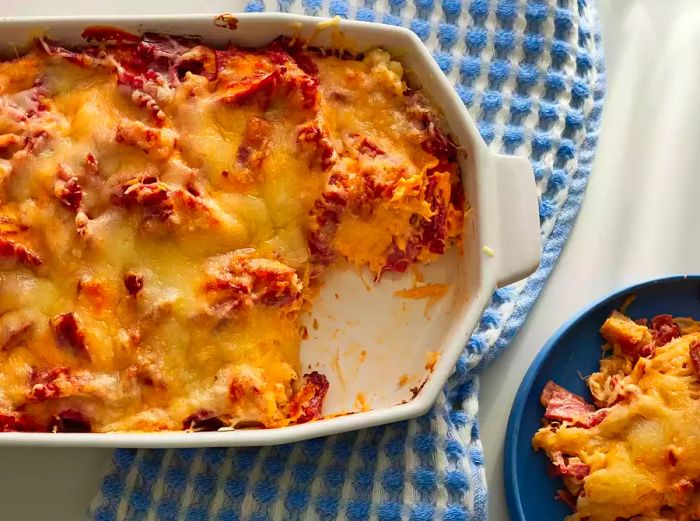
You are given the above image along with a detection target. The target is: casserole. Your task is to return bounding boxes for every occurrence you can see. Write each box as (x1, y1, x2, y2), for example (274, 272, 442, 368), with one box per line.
(534, 311, 700, 520)
(505, 276, 700, 521)
(0, 29, 465, 432)
(0, 13, 540, 447)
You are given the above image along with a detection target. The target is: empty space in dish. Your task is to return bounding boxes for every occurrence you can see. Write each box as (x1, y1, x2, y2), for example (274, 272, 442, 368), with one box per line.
(302, 200, 479, 414)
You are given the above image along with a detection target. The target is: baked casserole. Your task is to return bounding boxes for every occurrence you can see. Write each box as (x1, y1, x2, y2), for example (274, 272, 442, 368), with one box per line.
(533, 310, 700, 520)
(0, 29, 465, 433)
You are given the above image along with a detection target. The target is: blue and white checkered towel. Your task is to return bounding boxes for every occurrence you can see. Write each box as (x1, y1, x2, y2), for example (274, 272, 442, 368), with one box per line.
(89, 1, 605, 519)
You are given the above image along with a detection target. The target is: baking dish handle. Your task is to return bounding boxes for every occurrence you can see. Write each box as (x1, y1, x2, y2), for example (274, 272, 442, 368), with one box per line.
(492, 153, 541, 287)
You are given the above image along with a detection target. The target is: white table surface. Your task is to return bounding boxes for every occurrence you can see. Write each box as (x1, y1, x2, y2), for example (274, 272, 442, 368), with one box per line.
(1, 0, 697, 519)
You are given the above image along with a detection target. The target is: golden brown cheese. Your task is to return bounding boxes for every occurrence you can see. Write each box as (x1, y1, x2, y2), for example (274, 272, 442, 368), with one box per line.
(0, 33, 464, 432)
(533, 312, 700, 520)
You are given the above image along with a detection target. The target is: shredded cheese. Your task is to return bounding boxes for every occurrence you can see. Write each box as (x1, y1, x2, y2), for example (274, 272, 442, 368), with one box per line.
(0, 33, 465, 433)
(534, 312, 700, 520)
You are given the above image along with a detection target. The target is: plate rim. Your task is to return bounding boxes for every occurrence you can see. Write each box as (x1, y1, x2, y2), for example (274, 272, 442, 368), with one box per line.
(504, 273, 700, 521)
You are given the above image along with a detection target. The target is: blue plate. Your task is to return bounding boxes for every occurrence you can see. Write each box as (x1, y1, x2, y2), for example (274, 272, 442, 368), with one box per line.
(504, 275, 700, 521)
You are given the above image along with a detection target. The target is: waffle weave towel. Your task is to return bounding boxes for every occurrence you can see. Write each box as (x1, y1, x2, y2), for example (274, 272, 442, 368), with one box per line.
(90, 1, 605, 519)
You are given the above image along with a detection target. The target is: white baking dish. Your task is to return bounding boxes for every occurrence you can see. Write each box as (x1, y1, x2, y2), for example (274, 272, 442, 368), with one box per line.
(0, 13, 540, 447)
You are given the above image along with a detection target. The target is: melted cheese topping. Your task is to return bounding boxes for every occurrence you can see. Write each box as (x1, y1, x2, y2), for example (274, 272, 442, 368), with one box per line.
(533, 313, 700, 521)
(0, 35, 464, 432)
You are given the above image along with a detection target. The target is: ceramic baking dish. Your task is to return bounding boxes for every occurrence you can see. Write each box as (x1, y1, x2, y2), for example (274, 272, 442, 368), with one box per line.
(0, 13, 540, 447)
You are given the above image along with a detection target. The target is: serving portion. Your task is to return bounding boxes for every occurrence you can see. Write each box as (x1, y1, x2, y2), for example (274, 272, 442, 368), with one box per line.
(534, 310, 700, 520)
(0, 30, 464, 433)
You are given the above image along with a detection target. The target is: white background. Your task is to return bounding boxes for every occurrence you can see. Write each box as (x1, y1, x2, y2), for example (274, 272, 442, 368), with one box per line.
(0, 0, 696, 519)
